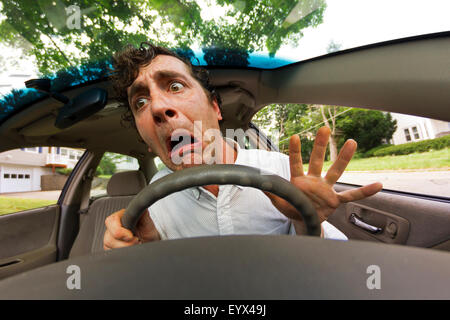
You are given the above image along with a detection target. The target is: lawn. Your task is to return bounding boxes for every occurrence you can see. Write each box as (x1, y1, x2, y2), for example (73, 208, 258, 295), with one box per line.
(0, 197, 57, 216)
(98, 174, 112, 179)
(305, 148, 449, 172)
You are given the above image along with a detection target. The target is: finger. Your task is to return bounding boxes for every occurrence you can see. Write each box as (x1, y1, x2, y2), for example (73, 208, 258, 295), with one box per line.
(137, 209, 150, 226)
(104, 233, 140, 249)
(105, 209, 135, 242)
(337, 182, 383, 203)
(264, 191, 301, 220)
(104, 232, 140, 250)
(325, 139, 357, 185)
(289, 135, 304, 177)
(135, 209, 161, 242)
(308, 126, 330, 177)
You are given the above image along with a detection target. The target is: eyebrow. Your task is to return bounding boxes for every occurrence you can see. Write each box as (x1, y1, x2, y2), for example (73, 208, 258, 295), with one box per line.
(128, 81, 148, 104)
(128, 70, 190, 103)
(153, 70, 189, 82)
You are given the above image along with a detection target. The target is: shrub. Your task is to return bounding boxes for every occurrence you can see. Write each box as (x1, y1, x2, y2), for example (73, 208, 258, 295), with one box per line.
(371, 135, 450, 157)
(95, 166, 103, 177)
(363, 144, 393, 158)
(352, 152, 365, 159)
(56, 168, 73, 176)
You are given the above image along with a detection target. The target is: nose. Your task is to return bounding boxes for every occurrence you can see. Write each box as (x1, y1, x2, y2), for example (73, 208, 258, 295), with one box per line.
(150, 94, 178, 125)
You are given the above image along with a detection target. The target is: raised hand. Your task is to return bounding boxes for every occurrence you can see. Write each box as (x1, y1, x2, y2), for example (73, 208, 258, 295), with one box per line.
(265, 126, 383, 228)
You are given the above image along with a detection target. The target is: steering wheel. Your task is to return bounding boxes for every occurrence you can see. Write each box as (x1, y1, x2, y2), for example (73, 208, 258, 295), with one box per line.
(121, 164, 321, 236)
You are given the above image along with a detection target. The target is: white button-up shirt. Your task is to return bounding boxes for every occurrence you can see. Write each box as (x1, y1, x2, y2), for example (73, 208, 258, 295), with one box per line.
(149, 141, 347, 240)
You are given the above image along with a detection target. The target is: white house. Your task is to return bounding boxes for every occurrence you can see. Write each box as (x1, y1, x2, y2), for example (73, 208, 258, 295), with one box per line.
(390, 113, 450, 145)
(115, 156, 139, 172)
(0, 147, 84, 193)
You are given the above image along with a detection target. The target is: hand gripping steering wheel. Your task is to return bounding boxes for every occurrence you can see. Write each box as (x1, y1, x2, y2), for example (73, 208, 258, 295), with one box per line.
(121, 164, 321, 236)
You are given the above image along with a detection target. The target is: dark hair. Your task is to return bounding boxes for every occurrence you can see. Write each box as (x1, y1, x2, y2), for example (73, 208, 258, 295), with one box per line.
(110, 42, 221, 131)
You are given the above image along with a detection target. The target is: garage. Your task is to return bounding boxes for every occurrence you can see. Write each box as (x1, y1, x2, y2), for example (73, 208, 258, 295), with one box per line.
(0, 166, 32, 193)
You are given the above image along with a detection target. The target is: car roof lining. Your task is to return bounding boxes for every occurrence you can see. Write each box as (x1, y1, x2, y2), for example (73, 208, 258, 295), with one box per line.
(0, 33, 448, 156)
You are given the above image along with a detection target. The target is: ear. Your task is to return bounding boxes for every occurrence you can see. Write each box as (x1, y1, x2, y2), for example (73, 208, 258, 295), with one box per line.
(147, 147, 153, 153)
(212, 98, 222, 121)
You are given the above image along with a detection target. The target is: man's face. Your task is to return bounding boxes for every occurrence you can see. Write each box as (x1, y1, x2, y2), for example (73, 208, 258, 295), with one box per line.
(127, 55, 223, 171)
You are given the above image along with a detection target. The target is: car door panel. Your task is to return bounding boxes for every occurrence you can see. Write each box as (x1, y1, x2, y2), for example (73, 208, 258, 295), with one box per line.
(329, 184, 450, 250)
(0, 205, 59, 279)
(341, 202, 410, 245)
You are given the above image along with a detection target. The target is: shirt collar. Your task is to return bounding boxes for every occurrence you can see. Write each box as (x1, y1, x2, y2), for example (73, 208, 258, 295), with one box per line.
(194, 137, 245, 196)
(162, 137, 245, 198)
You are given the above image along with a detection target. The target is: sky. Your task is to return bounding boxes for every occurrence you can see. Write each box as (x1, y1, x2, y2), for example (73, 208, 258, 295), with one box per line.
(1, 0, 449, 95)
(278, 0, 450, 61)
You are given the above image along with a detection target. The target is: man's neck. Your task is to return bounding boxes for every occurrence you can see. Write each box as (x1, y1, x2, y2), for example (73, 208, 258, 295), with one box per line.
(203, 138, 237, 197)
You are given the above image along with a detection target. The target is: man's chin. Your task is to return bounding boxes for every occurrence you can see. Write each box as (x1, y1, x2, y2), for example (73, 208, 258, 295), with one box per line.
(168, 152, 205, 171)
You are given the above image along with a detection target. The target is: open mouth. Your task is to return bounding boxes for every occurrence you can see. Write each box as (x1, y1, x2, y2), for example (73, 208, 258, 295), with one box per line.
(167, 133, 201, 158)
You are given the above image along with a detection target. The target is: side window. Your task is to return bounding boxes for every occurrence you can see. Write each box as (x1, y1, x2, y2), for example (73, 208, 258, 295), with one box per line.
(0, 146, 85, 216)
(153, 157, 167, 171)
(253, 104, 450, 198)
(90, 152, 139, 198)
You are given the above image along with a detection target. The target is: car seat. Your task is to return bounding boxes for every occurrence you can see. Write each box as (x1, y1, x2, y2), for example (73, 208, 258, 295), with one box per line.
(69, 170, 147, 257)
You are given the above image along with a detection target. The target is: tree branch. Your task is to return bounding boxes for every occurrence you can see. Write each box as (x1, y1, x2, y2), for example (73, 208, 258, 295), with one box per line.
(44, 33, 73, 67)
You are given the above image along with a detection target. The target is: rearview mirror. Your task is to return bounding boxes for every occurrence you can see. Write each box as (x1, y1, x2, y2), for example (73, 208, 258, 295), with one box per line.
(54, 88, 108, 129)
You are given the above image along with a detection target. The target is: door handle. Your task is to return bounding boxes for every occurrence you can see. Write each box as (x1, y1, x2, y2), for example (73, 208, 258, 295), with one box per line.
(349, 213, 382, 234)
(0, 259, 23, 268)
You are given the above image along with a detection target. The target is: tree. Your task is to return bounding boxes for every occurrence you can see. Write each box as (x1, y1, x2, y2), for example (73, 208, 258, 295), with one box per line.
(262, 103, 348, 162)
(308, 105, 346, 162)
(0, 0, 326, 74)
(253, 103, 316, 161)
(336, 109, 397, 152)
(0, 0, 327, 121)
(98, 152, 120, 176)
(253, 104, 396, 161)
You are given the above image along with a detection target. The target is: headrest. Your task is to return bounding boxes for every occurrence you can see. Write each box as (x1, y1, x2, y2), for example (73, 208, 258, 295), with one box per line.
(106, 170, 147, 197)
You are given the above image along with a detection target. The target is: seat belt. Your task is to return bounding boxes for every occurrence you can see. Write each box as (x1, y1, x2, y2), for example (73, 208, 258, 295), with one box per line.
(78, 167, 95, 215)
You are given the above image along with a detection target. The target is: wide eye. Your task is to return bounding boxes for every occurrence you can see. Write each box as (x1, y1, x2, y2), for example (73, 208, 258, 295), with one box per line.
(169, 81, 184, 92)
(134, 97, 148, 110)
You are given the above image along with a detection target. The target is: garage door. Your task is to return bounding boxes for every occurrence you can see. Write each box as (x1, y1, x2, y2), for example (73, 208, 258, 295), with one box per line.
(1, 167, 32, 193)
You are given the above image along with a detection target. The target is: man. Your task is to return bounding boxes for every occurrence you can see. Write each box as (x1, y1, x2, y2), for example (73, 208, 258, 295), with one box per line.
(103, 43, 383, 249)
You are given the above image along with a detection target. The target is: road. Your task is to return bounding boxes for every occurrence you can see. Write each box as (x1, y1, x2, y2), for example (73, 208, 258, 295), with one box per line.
(338, 170, 450, 198)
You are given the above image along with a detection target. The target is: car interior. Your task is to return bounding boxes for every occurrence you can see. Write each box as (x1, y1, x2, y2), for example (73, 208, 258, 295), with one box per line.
(0, 31, 449, 298)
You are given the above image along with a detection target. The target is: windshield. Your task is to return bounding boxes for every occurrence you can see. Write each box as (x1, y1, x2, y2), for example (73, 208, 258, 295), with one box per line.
(0, 0, 449, 120)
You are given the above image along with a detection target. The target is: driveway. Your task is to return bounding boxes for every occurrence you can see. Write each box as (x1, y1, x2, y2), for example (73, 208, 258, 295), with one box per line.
(0, 191, 61, 201)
